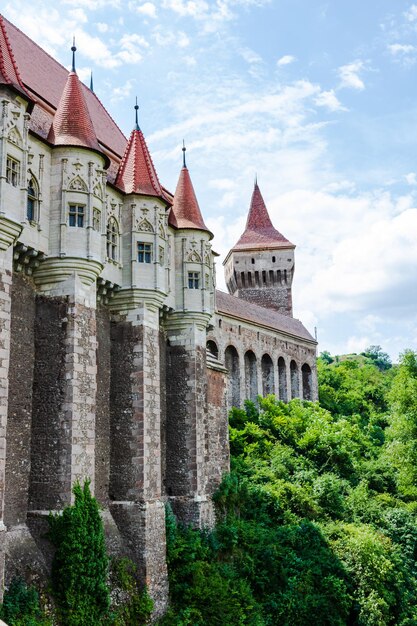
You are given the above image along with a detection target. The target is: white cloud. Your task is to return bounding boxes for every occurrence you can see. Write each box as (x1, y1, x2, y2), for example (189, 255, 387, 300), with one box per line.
(404, 4, 417, 21)
(96, 22, 109, 32)
(338, 60, 366, 90)
(277, 54, 295, 66)
(68, 7, 88, 22)
(405, 172, 417, 185)
(110, 78, 135, 103)
(135, 2, 157, 17)
(389, 43, 416, 55)
(314, 89, 346, 111)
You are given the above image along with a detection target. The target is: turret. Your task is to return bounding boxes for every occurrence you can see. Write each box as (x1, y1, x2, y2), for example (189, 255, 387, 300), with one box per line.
(34, 40, 108, 291)
(224, 181, 295, 316)
(112, 99, 169, 306)
(168, 143, 214, 318)
(0, 15, 34, 249)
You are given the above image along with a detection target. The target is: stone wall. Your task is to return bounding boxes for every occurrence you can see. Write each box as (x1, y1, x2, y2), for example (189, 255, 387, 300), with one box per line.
(5, 273, 35, 527)
(95, 306, 111, 507)
(29, 295, 67, 510)
(210, 312, 318, 408)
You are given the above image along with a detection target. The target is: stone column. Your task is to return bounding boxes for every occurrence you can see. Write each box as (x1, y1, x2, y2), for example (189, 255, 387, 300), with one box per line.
(29, 273, 98, 511)
(109, 293, 168, 618)
(0, 247, 13, 597)
(165, 312, 214, 528)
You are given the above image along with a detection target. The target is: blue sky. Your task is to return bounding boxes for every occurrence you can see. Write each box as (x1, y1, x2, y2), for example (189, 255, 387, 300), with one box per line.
(4, 0, 417, 360)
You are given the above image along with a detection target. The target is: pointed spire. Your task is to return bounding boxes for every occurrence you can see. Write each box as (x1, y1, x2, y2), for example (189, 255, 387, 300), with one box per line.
(47, 51, 101, 151)
(90, 71, 94, 92)
(115, 119, 164, 198)
(0, 15, 32, 104)
(134, 97, 140, 130)
(182, 140, 187, 168)
(169, 157, 212, 238)
(232, 182, 294, 250)
(71, 37, 76, 72)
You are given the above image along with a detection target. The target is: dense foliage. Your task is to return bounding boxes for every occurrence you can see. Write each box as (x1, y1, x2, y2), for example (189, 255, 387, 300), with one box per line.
(0, 482, 153, 625)
(161, 349, 417, 625)
(48, 480, 110, 625)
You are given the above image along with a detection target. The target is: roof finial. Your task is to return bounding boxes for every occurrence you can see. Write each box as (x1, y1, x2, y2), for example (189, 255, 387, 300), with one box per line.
(90, 71, 94, 92)
(254, 173, 258, 188)
(182, 139, 187, 168)
(71, 37, 77, 72)
(134, 97, 140, 130)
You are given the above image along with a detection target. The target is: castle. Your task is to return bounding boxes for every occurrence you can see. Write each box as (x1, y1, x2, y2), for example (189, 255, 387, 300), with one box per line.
(0, 14, 317, 615)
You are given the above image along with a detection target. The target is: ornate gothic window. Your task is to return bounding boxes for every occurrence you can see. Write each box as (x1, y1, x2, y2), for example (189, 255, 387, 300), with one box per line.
(27, 176, 39, 221)
(106, 217, 119, 261)
(188, 271, 199, 289)
(93, 208, 101, 231)
(137, 242, 152, 263)
(6, 155, 20, 187)
(69, 204, 85, 227)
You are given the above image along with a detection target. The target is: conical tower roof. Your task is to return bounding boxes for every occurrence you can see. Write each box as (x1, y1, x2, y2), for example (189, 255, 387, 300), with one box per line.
(47, 58, 101, 152)
(115, 126, 165, 198)
(169, 146, 212, 238)
(0, 15, 32, 106)
(232, 183, 294, 250)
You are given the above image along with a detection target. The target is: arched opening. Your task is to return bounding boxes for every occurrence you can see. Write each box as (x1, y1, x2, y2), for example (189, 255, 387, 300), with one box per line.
(225, 345, 240, 408)
(278, 356, 287, 402)
(27, 175, 39, 222)
(206, 340, 219, 359)
(302, 363, 313, 401)
(244, 350, 258, 402)
(106, 217, 119, 261)
(261, 354, 274, 396)
(290, 360, 299, 399)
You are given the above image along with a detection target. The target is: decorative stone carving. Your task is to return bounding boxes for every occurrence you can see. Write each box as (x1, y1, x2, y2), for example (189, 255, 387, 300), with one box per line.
(7, 126, 22, 147)
(136, 218, 154, 233)
(187, 250, 201, 263)
(68, 175, 88, 192)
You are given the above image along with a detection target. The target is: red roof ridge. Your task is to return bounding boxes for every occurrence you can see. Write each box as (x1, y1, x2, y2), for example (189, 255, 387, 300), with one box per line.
(215, 289, 315, 342)
(47, 69, 101, 154)
(169, 165, 212, 237)
(0, 14, 32, 102)
(87, 87, 127, 151)
(115, 127, 165, 198)
(232, 183, 294, 251)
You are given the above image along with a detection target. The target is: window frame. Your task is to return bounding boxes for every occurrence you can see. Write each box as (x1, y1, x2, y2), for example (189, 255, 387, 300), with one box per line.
(27, 176, 38, 222)
(68, 204, 85, 228)
(188, 271, 200, 289)
(137, 242, 152, 264)
(106, 217, 119, 261)
(6, 155, 20, 187)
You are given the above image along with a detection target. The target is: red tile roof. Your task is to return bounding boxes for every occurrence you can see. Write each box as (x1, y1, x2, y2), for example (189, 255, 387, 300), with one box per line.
(115, 127, 166, 199)
(47, 70, 102, 154)
(233, 183, 294, 251)
(0, 15, 32, 104)
(1, 14, 126, 160)
(216, 290, 315, 342)
(169, 166, 212, 237)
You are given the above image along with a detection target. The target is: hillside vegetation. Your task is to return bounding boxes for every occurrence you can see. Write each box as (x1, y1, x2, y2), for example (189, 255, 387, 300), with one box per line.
(161, 348, 417, 625)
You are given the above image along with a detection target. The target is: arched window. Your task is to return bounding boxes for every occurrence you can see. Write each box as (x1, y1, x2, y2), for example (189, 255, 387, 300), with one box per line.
(106, 217, 119, 261)
(278, 357, 288, 402)
(225, 345, 240, 408)
(244, 350, 258, 402)
(261, 354, 274, 396)
(302, 363, 313, 401)
(290, 360, 299, 399)
(27, 176, 39, 221)
(206, 340, 219, 359)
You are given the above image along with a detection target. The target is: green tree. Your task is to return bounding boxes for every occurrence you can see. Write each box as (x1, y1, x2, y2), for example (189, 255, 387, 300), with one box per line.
(48, 480, 110, 625)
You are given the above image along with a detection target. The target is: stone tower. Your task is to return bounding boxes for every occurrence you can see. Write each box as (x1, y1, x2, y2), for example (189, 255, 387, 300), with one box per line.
(224, 182, 295, 316)
(165, 148, 216, 527)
